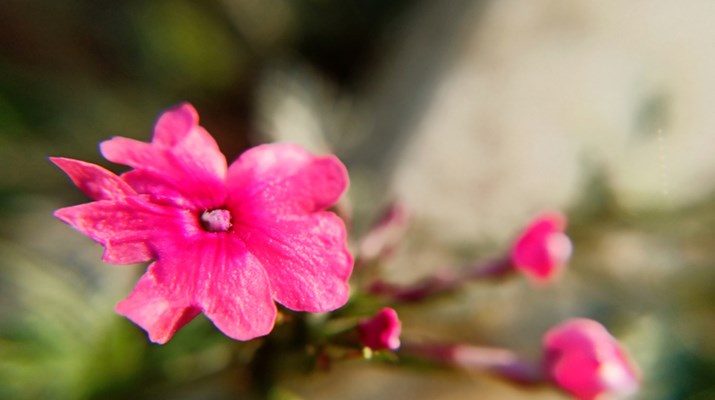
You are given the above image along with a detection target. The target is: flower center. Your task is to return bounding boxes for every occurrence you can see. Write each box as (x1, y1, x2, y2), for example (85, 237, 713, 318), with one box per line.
(200, 208, 232, 232)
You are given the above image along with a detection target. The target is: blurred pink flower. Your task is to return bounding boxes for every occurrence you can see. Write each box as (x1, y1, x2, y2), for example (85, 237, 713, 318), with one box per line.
(543, 318, 640, 400)
(358, 307, 401, 351)
(52, 103, 353, 344)
(511, 211, 571, 282)
(358, 201, 410, 262)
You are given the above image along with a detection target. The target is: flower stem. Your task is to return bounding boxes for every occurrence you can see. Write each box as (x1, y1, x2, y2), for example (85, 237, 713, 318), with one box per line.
(403, 342, 542, 384)
(369, 256, 515, 302)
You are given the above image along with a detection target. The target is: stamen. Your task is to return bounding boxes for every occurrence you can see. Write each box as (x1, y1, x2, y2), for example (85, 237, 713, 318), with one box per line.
(200, 209, 232, 232)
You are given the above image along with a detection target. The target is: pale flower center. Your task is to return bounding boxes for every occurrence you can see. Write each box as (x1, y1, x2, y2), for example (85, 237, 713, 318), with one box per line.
(200, 209, 232, 232)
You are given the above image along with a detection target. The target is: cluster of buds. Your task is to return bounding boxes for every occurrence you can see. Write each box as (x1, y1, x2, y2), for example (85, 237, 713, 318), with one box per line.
(356, 205, 640, 399)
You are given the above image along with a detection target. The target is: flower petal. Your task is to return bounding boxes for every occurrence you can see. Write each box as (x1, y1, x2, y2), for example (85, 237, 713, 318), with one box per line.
(152, 102, 198, 146)
(239, 212, 352, 312)
(118, 235, 276, 343)
(50, 157, 135, 200)
(54, 197, 196, 264)
(100, 103, 227, 208)
(196, 236, 277, 341)
(226, 143, 348, 216)
(115, 271, 201, 344)
(121, 168, 220, 209)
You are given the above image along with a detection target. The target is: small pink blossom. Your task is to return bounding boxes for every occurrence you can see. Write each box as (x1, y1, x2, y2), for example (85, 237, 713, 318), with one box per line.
(52, 103, 353, 344)
(358, 202, 410, 262)
(511, 211, 571, 282)
(543, 318, 640, 400)
(358, 307, 401, 351)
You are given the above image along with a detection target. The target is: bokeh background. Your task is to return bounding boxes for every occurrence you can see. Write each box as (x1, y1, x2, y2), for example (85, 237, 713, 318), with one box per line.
(2, 0, 715, 399)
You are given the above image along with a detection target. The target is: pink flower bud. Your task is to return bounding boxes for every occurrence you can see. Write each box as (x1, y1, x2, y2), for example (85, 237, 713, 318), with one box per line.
(511, 211, 571, 282)
(543, 318, 640, 400)
(358, 202, 409, 262)
(358, 307, 402, 351)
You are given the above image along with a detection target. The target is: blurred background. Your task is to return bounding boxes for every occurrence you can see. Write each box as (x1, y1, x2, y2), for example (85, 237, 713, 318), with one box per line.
(1, 0, 715, 398)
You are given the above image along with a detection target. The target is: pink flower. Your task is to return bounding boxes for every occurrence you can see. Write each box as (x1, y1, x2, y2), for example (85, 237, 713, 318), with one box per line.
(358, 307, 401, 351)
(511, 211, 572, 282)
(52, 103, 353, 344)
(543, 318, 640, 400)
